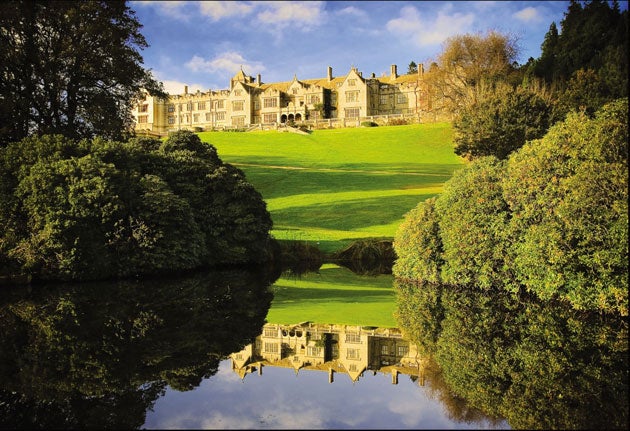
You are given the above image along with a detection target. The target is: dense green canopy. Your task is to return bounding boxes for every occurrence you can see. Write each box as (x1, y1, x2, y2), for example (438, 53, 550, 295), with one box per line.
(394, 98, 628, 316)
(0, 131, 273, 281)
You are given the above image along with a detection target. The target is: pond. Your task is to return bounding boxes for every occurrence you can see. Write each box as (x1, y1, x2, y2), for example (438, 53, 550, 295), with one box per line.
(0, 265, 626, 429)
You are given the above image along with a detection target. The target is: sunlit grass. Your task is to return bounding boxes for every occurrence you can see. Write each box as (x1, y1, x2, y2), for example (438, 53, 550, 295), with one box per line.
(199, 123, 463, 254)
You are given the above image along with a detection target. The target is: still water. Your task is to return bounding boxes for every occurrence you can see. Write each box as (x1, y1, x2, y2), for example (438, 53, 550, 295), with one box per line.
(0, 265, 626, 429)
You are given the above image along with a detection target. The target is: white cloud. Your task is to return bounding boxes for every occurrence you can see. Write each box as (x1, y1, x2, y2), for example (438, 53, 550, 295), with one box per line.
(160, 79, 206, 95)
(386, 5, 475, 47)
(185, 52, 266, 75)
(256, 1, 325, 31)
(513, 7, 542, 23)
(198, 1, 255, 21)
(337, 6, 369, 21)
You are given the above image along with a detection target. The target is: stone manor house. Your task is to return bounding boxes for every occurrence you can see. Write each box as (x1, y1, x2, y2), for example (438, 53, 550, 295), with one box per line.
(132, 63, 438, 134)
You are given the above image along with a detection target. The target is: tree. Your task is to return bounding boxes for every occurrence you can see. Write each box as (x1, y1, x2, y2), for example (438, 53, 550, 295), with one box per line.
(526, 0, 628, 101)
(394, 98, 628, 316)
(504, 98, 628, 315)
(0, 132, 274, 281)
(407, 61, 418, 75)
(453, 81, 554, 160)
(0, 1, 165, 146)
(424, 30, 519, 113)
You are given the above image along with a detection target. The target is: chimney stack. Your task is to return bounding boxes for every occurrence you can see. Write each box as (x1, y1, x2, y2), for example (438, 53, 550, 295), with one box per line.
(418, 63, 424, 76)
(390, 64, 397, 80)
(257, 74, 262, 85)
(327, 66, 333, 81)
(184, 85, 188, 94)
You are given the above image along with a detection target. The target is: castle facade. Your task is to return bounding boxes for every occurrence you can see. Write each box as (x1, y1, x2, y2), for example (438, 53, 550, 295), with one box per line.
(132, 63, 436, 134)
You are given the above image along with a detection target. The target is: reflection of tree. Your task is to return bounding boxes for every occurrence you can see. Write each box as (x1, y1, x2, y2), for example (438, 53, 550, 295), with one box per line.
(395, 280, 629, 429)
(0, 266, 276, 429)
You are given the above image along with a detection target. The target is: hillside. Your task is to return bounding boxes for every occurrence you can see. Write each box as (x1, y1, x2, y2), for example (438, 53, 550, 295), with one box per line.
(199, 123, 464, 254)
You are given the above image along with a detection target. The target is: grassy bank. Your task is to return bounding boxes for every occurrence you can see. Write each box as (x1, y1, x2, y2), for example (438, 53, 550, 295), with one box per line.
(199, 123, 463, 255)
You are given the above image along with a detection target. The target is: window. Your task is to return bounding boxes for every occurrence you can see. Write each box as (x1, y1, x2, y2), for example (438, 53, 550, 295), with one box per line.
(264, 328, 277, 337)
(168, 116, 175, 125)
(186, 102, 192, 111)
(234, 89, 243, 96)
(292, 89, 298, 95)
(235, 353, 242, 360)
(397, 94, 407, 104)
(264, 342, 279, 353)
(348, 79, 356, 86)
(309, 95, 320, 104)
(381, 345, 389, 355)
(398, 345, 409, 356)
(193, 114, 199, 123)
(264, 98, 277, 108)
(345, 107, 360, 118)
(345, 333, 361, 343)
(138, 104, 148, 113)
(347, 348, 360, 359)
(380, 95, 388, 105)
(205, 112, 211, 121)
(216, 100, 224, 109)
(254, 100, 260, 110)
(263, 113, 276, 123)
(307, 346, 322, 356)
(168, 104, 175, 113)
(232, 116, 245, 127)
(216, 111, 225, 121)
(232, 101, 244, 111)
(137, 115, 148, 124)
(197, 101, 206, 110)
(345, 91, 359, 103)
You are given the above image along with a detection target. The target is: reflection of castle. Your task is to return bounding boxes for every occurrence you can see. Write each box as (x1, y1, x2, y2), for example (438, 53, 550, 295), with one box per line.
(230, 322, 427, 385)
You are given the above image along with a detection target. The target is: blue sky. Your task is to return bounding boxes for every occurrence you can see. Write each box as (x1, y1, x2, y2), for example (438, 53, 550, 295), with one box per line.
(130, 1, 575, 94)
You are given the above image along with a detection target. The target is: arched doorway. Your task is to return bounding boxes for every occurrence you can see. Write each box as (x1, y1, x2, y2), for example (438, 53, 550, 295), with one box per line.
(288, 114, 294, 122)
(280, 114, 287, 123)
(295, 113, 302, 122)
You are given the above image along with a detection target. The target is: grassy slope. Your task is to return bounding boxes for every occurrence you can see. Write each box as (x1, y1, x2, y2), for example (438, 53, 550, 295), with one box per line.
(198, 123, 463, 327)
(199, 123, 463, 254)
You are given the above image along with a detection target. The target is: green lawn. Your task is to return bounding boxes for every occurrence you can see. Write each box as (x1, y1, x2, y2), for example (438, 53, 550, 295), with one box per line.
(197, 123, 463, 327)
(199, 123, 463, 254)
(265, 264, 398, 328)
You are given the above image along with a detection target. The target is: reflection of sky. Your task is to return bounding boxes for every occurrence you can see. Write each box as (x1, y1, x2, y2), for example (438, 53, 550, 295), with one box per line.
(143, 360, 508, 429)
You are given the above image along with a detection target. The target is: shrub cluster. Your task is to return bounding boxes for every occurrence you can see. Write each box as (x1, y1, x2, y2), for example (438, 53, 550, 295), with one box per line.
(388, 118, 409, 126)
(0, 131, 273, 281)
(361, 121, 378, 127)
(394, 99, 628, 316)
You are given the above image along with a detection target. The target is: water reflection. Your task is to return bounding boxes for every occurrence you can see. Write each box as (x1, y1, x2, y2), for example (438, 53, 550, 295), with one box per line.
(0, 266, 275, 429)
(395, 279, 629, 430)
(230, 323, 426, 385)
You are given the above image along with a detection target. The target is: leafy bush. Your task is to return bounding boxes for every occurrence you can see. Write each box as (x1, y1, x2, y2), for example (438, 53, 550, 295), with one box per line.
(0, 131, 273, 281)
(394, 98, 628, 315)
(361, 121, 378, 127)
(453, 82, 553, 160)
(388, 118, 408, 126)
